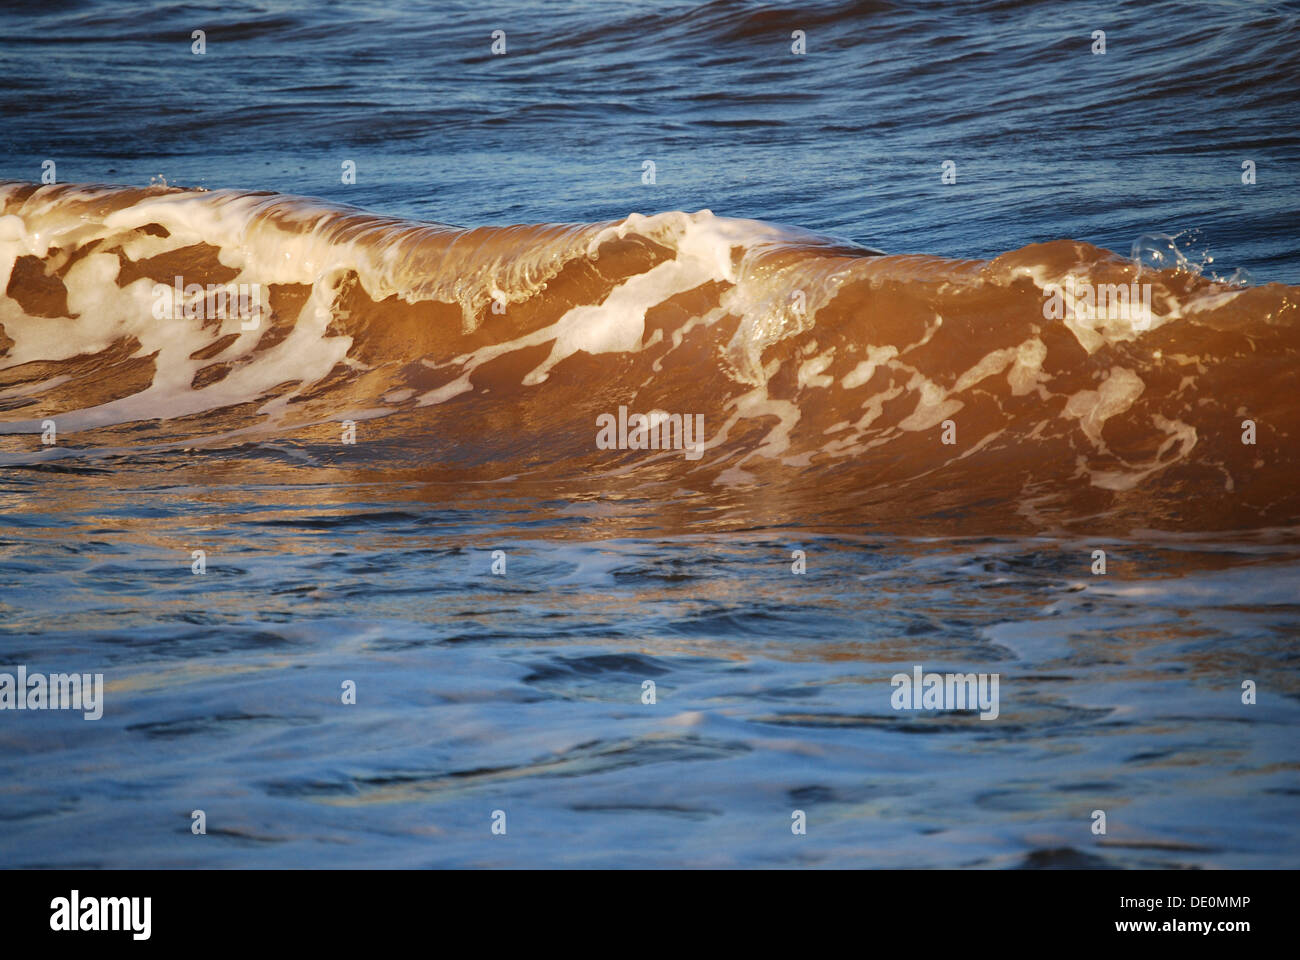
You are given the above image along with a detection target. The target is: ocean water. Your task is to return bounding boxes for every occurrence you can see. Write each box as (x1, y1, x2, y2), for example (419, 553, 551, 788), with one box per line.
(0, 0, 1298, 868)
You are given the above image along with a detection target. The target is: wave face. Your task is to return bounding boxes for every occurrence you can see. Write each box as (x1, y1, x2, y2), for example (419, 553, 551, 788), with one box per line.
(2, 181, 1298, 534)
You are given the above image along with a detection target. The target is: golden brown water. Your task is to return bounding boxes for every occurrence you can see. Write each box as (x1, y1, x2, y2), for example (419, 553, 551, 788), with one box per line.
(2, 181, 1297, 536)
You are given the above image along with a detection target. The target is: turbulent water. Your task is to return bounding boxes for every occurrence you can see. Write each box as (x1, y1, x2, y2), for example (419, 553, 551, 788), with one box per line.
(1, 0, 1298, 868)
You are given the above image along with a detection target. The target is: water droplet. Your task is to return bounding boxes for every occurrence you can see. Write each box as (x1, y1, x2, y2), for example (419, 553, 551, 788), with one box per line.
(1131, 233, 1185, 276)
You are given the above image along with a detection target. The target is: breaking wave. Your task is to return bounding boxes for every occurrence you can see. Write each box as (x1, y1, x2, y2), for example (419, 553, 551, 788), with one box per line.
(2, 181, 1297, 534)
